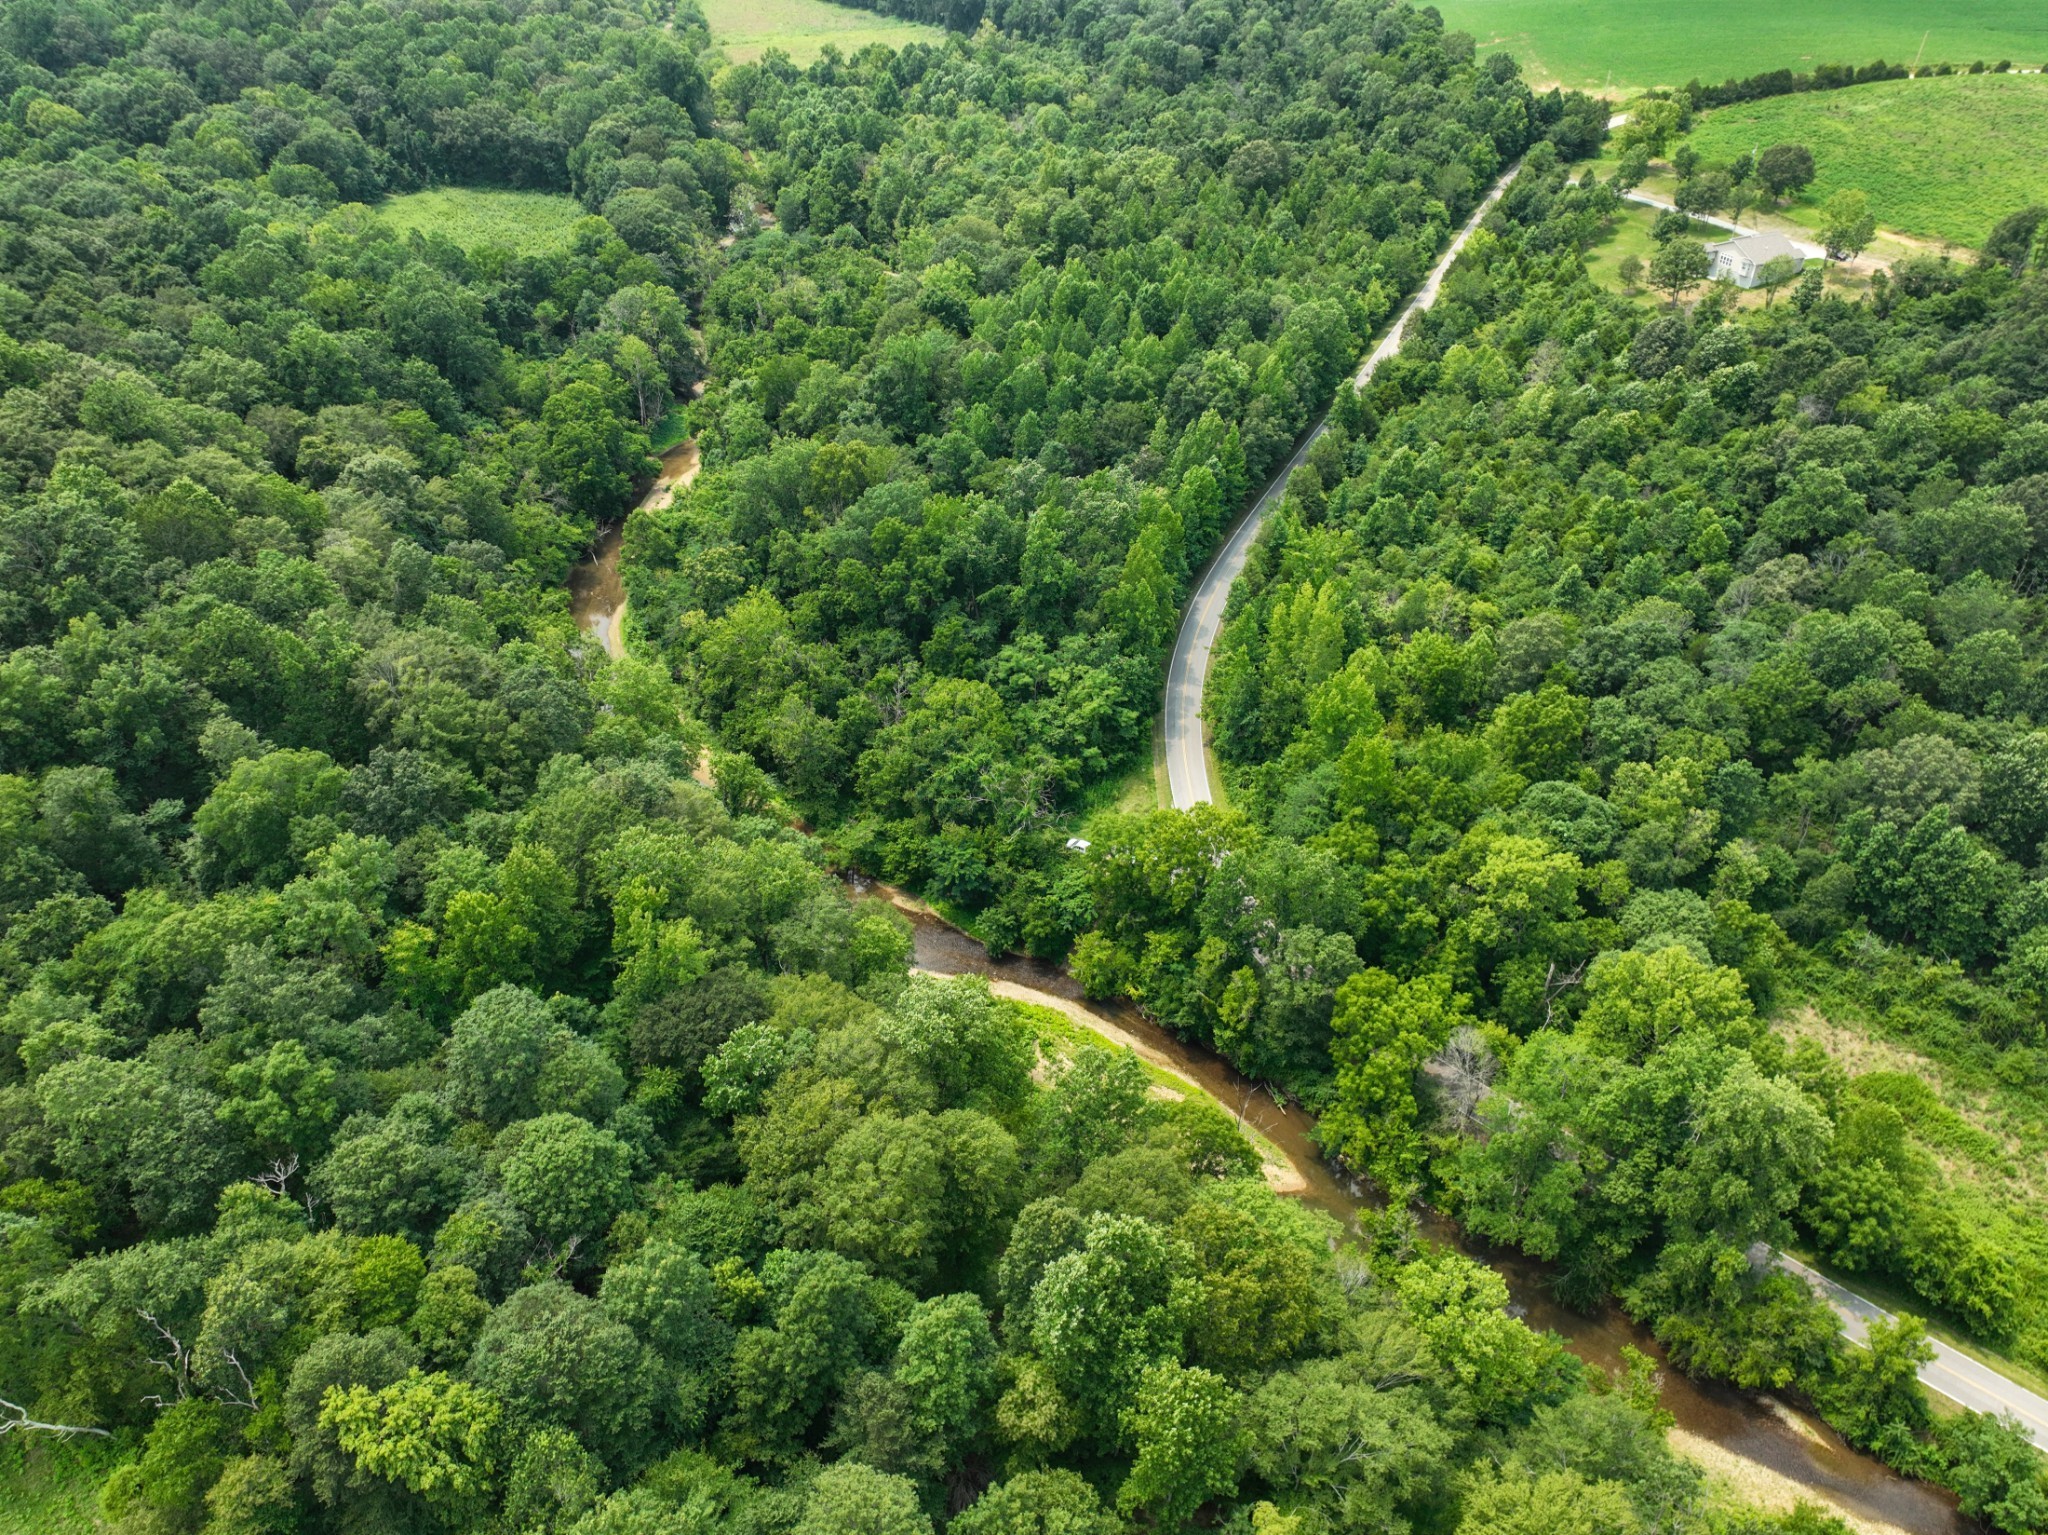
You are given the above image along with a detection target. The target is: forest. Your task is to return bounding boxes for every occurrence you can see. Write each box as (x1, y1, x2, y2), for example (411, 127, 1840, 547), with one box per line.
(0, 0, 2044, 1530)
(1072, 130, 2048, 1526)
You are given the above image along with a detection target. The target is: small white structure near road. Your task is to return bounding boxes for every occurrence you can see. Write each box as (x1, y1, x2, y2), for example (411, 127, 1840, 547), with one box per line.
(1704, 229, 1807, 288)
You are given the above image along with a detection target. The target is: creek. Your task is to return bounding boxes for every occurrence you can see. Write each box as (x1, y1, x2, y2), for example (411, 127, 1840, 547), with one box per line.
(568, 438, 700, 660)
(888, 896, 1962, 1535)
(562, 416, 1959, 1535)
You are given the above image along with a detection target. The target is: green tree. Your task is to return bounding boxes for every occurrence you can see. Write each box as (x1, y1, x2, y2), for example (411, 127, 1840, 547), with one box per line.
(1755, 143, 1815, 201)
(1819, 189, 1876, 262)
(1818, 1313, 1933, 1451)
(1647, 240, 1711, 307)
(540, 379, 649, 518)
(320, 1368, 501, 1517)
(1117, 1361, 1242, 1528)
(951, 1470, 1116, 1534)
(893, 1292, 998, 1470)
(1755, 253, 1802, 305)
(495, 1114, 634, 1249)
(1323, 970, 1467, 1192)
(1029, 1214, 1199, 1440)
(1455, 1469, 1641, 1535)
(190, 749, 348, 889)
(794, 1462, 934, 1535)
(467, 1282, 661, 1473)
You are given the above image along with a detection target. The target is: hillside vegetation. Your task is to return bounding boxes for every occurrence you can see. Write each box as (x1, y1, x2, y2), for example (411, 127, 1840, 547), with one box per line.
(1072, 153, 2048, 1522)
(1681, 73, 2048, 247)
(4, 0, 2048, 1528)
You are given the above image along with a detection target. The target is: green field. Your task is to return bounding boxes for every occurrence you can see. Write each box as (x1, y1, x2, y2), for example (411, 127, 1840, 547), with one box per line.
(1436, 0, 2048, 91)
(702, 0, 946, 63)
(1682, 73, 2048, 247)
(376, 188, 587, 256)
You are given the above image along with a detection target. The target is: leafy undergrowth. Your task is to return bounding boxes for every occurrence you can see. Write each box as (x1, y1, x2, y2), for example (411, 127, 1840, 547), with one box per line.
(376, 187, 588, 257)
(0, 1438, 122, 1535)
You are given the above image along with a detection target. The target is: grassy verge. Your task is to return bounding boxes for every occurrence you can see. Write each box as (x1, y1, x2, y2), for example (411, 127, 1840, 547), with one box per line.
(701, 0, 946, 64)
(1773, 956, 2048, 1378)
(1584, 201, 1663, 301)
(377, 188, 587, 257)
(1681, 73, 2048, 247)
(1785, 1243, 2048, 1404)
(1434, 0, 2048, 93)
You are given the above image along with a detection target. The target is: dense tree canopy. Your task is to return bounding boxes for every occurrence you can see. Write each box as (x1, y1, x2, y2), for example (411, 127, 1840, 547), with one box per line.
(3, 0, 2045, 1530)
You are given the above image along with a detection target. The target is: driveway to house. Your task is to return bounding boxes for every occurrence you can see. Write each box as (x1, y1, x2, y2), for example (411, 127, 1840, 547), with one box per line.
(1778, 1252, 2048, 1446)
(1162, 160, 1523, 808)
(1620, 187, 1828, 260)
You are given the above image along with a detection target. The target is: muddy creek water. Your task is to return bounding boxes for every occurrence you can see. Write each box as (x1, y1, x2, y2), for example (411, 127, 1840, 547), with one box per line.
(568, 438, 700, 659)
(886, 899, 1961, 1535)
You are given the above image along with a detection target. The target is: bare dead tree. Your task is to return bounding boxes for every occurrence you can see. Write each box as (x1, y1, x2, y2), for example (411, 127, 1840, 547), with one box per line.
(137, 1309, 192, 1408)
(217, 1350, 259, 1412)
(1542, 957, 1589, 1028)
(251, 1153, 318, 1222)
(1422, 1024, 1499, 1138)
(0, 1396, 111, 1439)
(533, 1234, 582, 1283)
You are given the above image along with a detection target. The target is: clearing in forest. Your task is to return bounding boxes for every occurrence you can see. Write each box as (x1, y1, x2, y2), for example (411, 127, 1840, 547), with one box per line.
(376, 188, 587, 256)
(700, 0, 947, 64)
(1681, 72, 2048, 247)
(1436, 0, 2048, 92)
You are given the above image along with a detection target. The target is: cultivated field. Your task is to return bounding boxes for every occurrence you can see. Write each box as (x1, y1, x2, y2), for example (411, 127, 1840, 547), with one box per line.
(701, 0, 946, 63)
(1682, 72, 2048, 247)
(1435, 0, 2048, 91)
(377, 188, 587, 256)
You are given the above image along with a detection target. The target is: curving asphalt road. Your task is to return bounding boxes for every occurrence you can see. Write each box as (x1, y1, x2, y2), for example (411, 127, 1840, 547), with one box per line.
(1778, 1252, 2048, 1446)
(1163, 161, 1524, 809)
(1154, 154, 2048, 1444)
(1620, 187, 1826, 261)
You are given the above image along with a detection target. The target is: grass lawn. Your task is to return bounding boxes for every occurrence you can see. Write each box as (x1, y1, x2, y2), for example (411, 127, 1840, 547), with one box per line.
(1436, 0, 2048, 92)
(1679, 73, 2048, 248)
(1584, 200, 1661, 300)
(0, 1439, 120, 1535)
(702, 0, 946, 64)
(377, 188, 587, 257)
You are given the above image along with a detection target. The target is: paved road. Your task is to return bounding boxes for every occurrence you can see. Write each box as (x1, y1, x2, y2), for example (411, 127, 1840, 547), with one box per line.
(1620, 188, 1826, 261)
(1153, 153, 2048, 1445)
(1163, 161, 1524, 808)
(1777, 1252, 2048, 1446)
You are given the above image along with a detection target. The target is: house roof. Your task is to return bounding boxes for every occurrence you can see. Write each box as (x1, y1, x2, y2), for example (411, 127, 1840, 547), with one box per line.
(1703, 230, 1804, 263)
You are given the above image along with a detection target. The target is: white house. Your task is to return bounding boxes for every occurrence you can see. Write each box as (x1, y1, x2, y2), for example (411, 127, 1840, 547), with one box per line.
(1703, 230, 1806, 289)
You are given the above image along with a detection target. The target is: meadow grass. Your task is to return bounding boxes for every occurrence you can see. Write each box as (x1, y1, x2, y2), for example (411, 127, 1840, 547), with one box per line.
(377, 188, 587, 256)
(1435, 0, 2048, 92)
(701, 0, 945, 64)
(1682, 73, 2048, 247)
